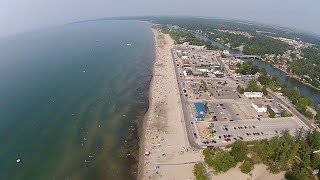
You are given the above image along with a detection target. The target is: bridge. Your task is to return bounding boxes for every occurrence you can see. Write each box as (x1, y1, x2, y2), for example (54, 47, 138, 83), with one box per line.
(231, 54, 261, 59)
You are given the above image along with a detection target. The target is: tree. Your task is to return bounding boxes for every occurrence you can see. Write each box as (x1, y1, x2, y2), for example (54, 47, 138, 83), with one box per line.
(240, 161, 254, 174)
(258, 74, 271, 86)
(193, 163, 208, 180)
(231, 140, 248, 162)
(212, 151, 237, 173)
(271, 74, 280, 86)
(260, 68, 267, 75)
(285, 165, 314, 180)
(245, 79, 260, 92)
(237, 85, 244, 94)
(262, 86, 268, 96)
(307, 130, 320, 150)
(311, 154, 320, 169)
(269, 112, 276, 118)
(281, 109, 292, 117)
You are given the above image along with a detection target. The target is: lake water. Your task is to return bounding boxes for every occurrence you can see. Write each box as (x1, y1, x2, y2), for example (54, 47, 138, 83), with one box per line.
(194, 33, 320, 108)
(0, 20, 154, 180)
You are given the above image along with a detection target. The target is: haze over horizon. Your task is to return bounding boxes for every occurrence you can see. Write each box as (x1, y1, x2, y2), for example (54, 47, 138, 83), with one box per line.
(1, 0, 319, 38)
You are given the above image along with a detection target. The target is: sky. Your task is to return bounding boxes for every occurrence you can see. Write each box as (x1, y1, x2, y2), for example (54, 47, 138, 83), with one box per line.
(1, 0, 320, 37)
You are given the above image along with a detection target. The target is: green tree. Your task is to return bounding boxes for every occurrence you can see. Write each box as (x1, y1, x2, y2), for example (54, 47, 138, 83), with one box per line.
(245, 79, 260, 92)
(240, 161, 254, 174)
(237, 85, 244, 94)
(269, 112, 276, 118)
(193, 163, 208, 180)
(285, 165, 314, 180)
(262, 86, 268, 96)
(271, 74, 280, 86)
(258, 74, 271, 86)
(307, 130, 320, 149)
(212, 151, 237, 173)
(231, 140, 248, 162)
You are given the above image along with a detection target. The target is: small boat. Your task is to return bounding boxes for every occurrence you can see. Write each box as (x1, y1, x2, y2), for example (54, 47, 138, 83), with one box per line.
(82, 70, 86, 73)
(126, 43, 132, 46)
(16, 159, 21, 163)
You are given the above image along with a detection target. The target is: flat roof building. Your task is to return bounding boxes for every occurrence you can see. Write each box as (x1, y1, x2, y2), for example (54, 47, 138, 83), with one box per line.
(252, 103, 267, 113)
(244, 92, 263, 98)
(194, 103, 207, 115)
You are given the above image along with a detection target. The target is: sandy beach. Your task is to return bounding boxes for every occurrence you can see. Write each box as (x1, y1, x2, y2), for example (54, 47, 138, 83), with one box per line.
(138, 28, 201, 180)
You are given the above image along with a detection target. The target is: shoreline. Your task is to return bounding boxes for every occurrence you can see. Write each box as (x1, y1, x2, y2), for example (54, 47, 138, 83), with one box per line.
(138, 27, 201, 180)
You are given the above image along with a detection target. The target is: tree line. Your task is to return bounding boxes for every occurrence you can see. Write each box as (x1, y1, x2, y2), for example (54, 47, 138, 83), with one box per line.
(196, 129, 320, 180)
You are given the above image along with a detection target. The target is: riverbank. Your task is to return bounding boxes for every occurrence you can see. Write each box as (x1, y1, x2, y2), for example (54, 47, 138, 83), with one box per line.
(138, 27, 201, 180)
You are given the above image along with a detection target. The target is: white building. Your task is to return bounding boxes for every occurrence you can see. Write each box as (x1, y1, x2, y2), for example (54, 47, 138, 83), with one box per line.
(252, 103, 267, 113)
(244, 92, 263, 98)
(182, 56, 188, 60)
(196, 67, 213, 72)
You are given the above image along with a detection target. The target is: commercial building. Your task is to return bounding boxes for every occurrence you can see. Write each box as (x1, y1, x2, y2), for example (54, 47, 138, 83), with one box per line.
(267, 105, 281, 115)
(244, 92, 263, 98)
(252, 103, 267, 113)
(194, 103, 207, 115)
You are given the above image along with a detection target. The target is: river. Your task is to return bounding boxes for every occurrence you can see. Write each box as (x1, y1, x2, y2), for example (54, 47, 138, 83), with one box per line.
(194, 33, 320, 108)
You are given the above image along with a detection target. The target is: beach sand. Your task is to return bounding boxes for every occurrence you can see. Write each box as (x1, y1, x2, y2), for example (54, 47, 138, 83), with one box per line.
(138, 28, 201, 180)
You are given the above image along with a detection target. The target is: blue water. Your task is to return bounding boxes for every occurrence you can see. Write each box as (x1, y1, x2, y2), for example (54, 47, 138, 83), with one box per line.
(0, 20, 154, 180)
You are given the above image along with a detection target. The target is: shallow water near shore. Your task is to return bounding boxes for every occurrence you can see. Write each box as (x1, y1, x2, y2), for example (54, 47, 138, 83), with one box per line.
(0, 20, 154, 180)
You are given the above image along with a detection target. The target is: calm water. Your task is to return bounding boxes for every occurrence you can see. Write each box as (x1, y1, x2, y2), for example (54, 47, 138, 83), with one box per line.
(194, 33, 320, 108)
(0, 20, 154, 180)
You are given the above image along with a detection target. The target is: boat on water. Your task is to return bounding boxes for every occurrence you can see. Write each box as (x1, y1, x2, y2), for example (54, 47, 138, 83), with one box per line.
(126, 43, 132, 46)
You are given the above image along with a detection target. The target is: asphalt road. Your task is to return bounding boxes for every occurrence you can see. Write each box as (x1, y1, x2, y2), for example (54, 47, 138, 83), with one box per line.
(268, 91, 315, 130)
(171, 48, 202, 149)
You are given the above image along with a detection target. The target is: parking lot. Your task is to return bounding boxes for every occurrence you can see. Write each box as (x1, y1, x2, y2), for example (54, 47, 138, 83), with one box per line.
(195, 116, 305, 146)
(209, 86, 240, 99)
(208, 102, 239, 122)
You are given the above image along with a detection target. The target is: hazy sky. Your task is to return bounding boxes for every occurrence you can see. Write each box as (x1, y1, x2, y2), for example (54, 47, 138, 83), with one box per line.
(1, 0, 319, 37)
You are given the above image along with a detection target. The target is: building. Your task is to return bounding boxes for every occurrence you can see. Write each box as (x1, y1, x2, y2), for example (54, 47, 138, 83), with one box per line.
(196, 67, 213, 73)
(214, 71, 224, 78)
(267, 105, 281, 115)
(252, 103, 267, 113)
(244, 92, 263, 98)
(194, 103, 207, 115)
(182, 56, 188, 60)
(195, 115, 204, 121)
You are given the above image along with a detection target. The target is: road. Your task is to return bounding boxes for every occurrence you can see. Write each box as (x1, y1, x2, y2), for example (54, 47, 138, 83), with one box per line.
(268, 91, 315, 130)
(171, 48, 202, 149)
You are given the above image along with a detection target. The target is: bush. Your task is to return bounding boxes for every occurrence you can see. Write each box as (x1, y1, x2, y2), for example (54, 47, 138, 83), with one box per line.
(193, 163, 208, 180)
(240, 161, 254, 174)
